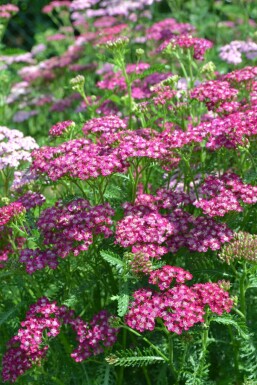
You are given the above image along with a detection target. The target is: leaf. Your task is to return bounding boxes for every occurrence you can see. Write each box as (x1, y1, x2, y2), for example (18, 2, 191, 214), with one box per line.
(117, 293, 130, 317)
(100, 250, 124, 270)
(106, 347, 165, 367)
(211, 314, 249, 340)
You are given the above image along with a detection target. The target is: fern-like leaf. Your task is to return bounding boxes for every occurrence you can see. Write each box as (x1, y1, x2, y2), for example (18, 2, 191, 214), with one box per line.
(211, 314, 249, 340)
(106, 347, 165, 367)
(100, 250, 124, 270)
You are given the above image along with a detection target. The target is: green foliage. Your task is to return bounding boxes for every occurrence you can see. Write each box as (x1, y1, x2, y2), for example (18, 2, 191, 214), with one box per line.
(106, 347, 165, 367)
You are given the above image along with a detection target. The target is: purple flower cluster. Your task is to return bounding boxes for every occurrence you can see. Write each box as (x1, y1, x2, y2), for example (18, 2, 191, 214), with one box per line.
(125, 266, 233, 334)
(69, 310, 119, 362)
(37, 198, 114, 259)
(19, 249, 58, 274)
(16, 191, 45, 210)
(0, 126, 38, 170)
(2, 297, 118, 382)
(220, 40, 257, 65)
(116, 191, 233, 256)
(194, 173, 257, 217)
(11, 169, 38, 191)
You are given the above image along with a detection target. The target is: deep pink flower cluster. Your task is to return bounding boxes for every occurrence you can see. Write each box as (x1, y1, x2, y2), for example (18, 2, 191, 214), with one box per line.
(149, 265, 193, 290)
(146, 18, 195, 41)
(0, 4, 19, 18)
(191, 80, 238, 110)
(116, 211, 175, 257)
(194, 173, 257, 217)
(19, 249, 58, 273)
(2, 298, 118, 382)
(37, 198, 114, 258)
(97, 63, 150, 92)
(49, 120, 75, 137)
(42, 1, 71, 14)
(222, 66, 257, 84)
(82, 115, 126, 136)
(216, 101, 241, 115)
(16, 191, 45, 210)
(192, 107, 257, 150)
(152, 85, 177, 106)
(125, 266, 233, 334)
(115, 129, 171, 160)
(0, 202, 25, 226)
(31, 138, 127, 181)
(159, 34, 213, 60)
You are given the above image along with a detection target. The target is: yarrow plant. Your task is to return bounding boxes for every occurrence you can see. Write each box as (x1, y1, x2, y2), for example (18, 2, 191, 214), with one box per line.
(2, 1, 257, 384)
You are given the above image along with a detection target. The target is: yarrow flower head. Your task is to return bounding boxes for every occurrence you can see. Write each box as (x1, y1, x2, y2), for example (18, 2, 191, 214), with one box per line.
(220, 40, 257, 65)
(191, 80, 238, 111)
(0, 126, 38, 171)
(49, 120, 75, 137)
(2, 297, 118, 382)
(219, 231, 257, 264)
(194, 173, 257, 217)
(125, 266, 233, 334)
(159, 34, 213, 60)
(37, 198, 114, 259)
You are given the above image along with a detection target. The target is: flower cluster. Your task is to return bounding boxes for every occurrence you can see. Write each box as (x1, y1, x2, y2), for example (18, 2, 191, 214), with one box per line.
(222, 66, 257, 84)
(49, 120, 75, 137)
(0, 202, 25, 226)
(116, 191, 233, 256)
(19, 249, 58, 274)
(16, 191, 45, 210)
(37, 198, 114, 259)
(220, 40, 257, 65)
(167, 210, 234, 253)
(146, 18, 195, 41)
(0, 4, 19, 19)
(31, 138, 127, 181)
(11, 169, 38, 191)
(2, 297, 118, 382)
(194, 173, 257, 217)
(69, 310, 119, 362)
(191, 80, 238, 110)
(219, 231, 257, 264)
(125, 266, 233, 334)
(82, 115, 126, 136)
(149, 265, 193, 290)
(125, 251, 153, 274)
(42, 1, 71, 14)
(0, 126, 38, 171)
(160, 35, 213, 60)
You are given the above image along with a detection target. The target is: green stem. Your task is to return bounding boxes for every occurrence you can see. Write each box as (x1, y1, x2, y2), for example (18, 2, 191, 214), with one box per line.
(122, 325, 170, 364)
(228, 325, 240, 381)
(239, 264, 247, 317)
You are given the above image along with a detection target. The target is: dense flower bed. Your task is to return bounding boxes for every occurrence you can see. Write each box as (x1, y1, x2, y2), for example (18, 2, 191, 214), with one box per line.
(1, 1, 257, 384)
